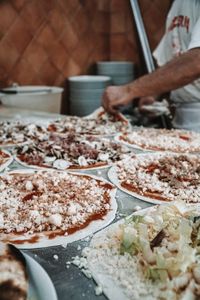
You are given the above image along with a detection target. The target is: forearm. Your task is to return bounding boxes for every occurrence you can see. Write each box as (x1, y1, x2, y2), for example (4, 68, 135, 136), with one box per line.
(126, 48, 200, 100)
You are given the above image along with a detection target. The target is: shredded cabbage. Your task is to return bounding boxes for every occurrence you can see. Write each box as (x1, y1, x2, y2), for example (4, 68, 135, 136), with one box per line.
(119, 202, 200, 299)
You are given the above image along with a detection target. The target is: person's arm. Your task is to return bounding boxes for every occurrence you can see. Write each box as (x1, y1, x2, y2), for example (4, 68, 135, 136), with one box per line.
(102, 48, 200, 113)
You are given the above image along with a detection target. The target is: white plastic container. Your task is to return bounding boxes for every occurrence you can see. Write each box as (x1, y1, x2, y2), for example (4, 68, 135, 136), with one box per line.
(68, 75, 111, 89)
(0, 86, 64, 113)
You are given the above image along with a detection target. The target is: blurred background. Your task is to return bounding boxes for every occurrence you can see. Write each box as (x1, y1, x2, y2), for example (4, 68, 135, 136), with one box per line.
(0, 0, 172, 115)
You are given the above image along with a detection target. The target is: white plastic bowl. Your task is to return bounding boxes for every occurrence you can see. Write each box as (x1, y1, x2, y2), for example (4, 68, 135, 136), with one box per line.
(0, 86, 63, 113)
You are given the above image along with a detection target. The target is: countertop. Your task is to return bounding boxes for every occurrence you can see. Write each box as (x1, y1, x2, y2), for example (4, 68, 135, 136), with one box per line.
(0, 107, 153, 300)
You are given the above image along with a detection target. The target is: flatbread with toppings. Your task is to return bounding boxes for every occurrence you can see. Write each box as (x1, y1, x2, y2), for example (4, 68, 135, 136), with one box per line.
(0, 170, 117, 248)
(0, 244, 28, 300)
(0, 121, 48, 147)
(0, 149, 13, 172)
(14, 133, 132, 170)
(83, 202, 200, 300)
(108, 153, 200, 204)
(115, 128, 200, 153)
(47, 107, 130, 136)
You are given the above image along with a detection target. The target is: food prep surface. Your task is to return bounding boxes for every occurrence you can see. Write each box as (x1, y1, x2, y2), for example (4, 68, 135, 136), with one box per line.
(0, 109, 152, 300)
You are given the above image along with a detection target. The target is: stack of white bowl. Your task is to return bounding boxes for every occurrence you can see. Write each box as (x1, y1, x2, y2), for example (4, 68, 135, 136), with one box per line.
(97, 61, 134, 85)
(69, 75, 111, 116)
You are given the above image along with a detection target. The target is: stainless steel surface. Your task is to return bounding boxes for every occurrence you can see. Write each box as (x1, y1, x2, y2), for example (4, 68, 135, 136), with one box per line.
(130, 0, 155, 73)
(0, 109, 153, 300)
(130, 0, 171, 128)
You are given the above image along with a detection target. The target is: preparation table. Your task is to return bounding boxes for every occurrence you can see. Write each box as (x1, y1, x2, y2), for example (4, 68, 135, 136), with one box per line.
(0, 107, 152, 300)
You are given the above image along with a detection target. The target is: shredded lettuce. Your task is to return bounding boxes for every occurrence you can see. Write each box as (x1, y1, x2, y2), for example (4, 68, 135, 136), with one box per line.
(131, 215, 144, 224)
(120, 226, 141, 255)
(145, 266, 168, 282)
(119, 202, 200, 297)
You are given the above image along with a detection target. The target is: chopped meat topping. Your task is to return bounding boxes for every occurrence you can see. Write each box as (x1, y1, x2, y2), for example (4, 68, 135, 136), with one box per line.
(14, 134, 131, 169)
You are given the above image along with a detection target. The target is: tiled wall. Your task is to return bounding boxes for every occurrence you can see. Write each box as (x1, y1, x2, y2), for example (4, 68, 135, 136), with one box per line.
(0, 0, 172, 112)
(0, 0, 110, 88)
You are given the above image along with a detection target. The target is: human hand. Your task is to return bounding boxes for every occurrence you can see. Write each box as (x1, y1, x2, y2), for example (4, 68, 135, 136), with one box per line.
(138, 96, 156, 112)
(102, 85, 133, 114)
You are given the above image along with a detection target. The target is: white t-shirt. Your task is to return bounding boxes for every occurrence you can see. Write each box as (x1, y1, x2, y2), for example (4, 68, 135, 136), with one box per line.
(153, 0, 200, 103)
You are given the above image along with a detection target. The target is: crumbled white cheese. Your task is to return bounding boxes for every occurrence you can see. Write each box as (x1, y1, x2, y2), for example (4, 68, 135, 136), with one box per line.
(67, 203, 77, 216)
(48, 111, 129, 136)
(29, 210, 40, 218)
(95, 285, 103, 296)
(117, 153, 200, 203)
(44, 156, 56, 163)
(78, 156, 88, 167)
(120, 128, 200, 153)
(133, 205, 142, 211)
(53, 159, 71, 170)
(49, 214, 62, 227)
(98, 153, 109, 161)
(0, 213, 4, 226)
(25, 180, 33, 191)
(0, 170, 113, 237)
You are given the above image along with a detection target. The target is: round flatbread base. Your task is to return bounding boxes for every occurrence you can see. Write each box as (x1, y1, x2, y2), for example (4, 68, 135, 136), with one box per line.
(107, 166, 165, 205)
(0, 149, 13, 172)
(0, 170, 117, 249)
(114, 134, 153, 152)
(115, 131, 200, 154)
(14, 155, 112, 172)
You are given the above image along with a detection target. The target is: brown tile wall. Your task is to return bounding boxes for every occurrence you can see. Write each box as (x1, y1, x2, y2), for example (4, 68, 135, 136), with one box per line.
(0, 0, 172, 112)
(0, 0, 110, 89)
